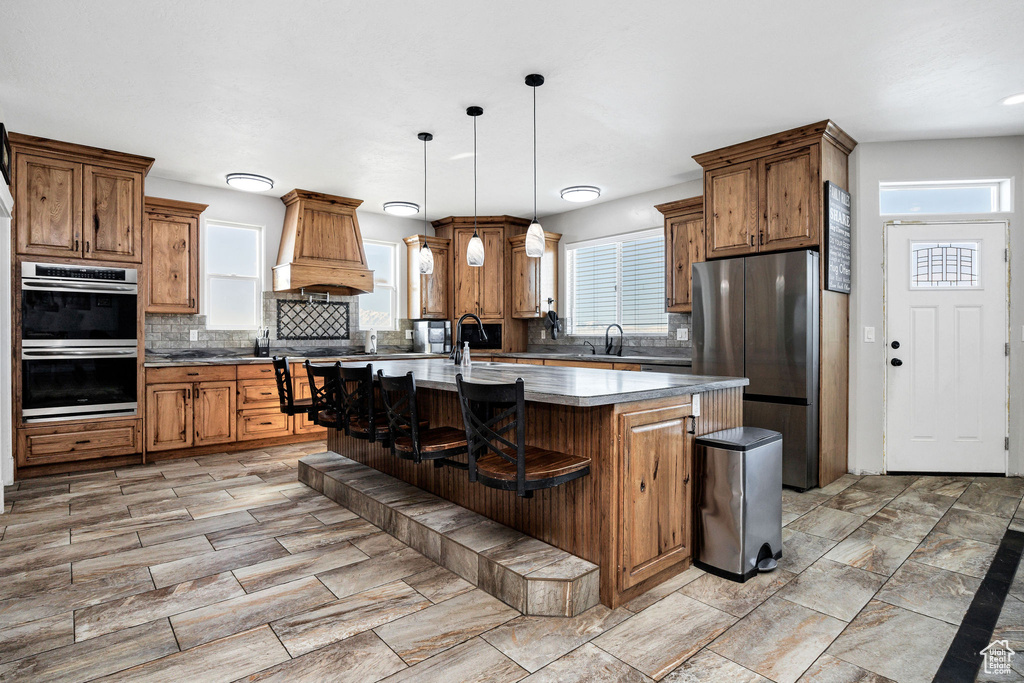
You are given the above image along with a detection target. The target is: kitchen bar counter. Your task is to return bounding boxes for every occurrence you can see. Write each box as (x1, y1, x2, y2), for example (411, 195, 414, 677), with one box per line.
(327, 357, 745, 608)
(143, 350, 444, 367)
(491, 351, 692, 367)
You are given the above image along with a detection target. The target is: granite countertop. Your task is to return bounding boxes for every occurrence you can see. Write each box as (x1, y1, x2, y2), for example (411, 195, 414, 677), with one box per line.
(357, 358, 745, 407)
(490, 352, 692, 367)
(144, 348, 445, 368)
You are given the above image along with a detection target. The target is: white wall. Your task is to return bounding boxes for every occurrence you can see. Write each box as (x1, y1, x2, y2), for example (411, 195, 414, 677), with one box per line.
(848, 136, 1024, 475)
(539, 178, 703, 311)
(143, 178, 423, 318)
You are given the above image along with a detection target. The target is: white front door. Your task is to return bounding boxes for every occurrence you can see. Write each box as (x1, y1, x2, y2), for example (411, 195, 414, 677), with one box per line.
(884, 221, 1008, 473)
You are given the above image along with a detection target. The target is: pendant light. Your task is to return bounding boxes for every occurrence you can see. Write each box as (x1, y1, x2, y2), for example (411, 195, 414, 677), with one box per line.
(417, 132, 434, 275)
(524, 74, 545, 258)
(466, 106, 485, 267)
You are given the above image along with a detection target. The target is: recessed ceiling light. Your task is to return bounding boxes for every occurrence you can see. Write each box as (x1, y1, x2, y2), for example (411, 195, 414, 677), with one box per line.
(225, 173, 274, 192)
(1001, 92, 1024, 106)
(383, 201, 420, 216)
(560, 185, 601, 203)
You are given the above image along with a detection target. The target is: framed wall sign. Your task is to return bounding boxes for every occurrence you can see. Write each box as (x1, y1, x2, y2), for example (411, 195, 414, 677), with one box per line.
(824, 181, 851, 293)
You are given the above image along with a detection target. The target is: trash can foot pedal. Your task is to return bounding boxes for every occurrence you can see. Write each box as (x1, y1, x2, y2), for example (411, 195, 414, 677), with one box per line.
(757, 557, 778, 572)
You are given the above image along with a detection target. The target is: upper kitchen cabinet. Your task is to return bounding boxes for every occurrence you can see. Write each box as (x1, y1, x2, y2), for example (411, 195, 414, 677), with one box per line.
(144, 196, 208, 314)
(694, 121, 855, 259)
(655, 197, 704, 313)
(433, 215, 529, 322)
(404, 235, 450, 319)
(10, 134, 153, 262)
(273, 189, 374, 296)
(508, 231, 560, 319)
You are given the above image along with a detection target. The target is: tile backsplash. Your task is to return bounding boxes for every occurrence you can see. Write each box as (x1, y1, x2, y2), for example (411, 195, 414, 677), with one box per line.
(526, 313, 691, 357)
(145, 292, 412, 352)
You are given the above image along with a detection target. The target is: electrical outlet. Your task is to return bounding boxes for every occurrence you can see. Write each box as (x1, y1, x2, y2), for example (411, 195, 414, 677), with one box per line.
(405, 330, 413, 340)
(540, 329, 546, 339)
(864, 326, 876, 343)
(189, 329, 199, 342)
(676, 328, 688, 341)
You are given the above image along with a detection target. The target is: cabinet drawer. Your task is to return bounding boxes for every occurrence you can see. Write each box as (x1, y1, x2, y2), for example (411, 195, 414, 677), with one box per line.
(18, 419, 141, 467)
(237, 409, 292, 441)
(147, 365, 236, 384)
(238, 378, 281, 408)
(236, 364, 279, 380)
(293, 376, 326, 435)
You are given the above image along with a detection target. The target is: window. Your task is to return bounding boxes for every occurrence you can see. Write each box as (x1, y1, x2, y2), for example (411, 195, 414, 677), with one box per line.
(566, 229, 668, 335)
(880, 179, 1011, 215)
(203, 221, 263, 330)
(910, 242, 980, 289)
(359, 241, 397, 331)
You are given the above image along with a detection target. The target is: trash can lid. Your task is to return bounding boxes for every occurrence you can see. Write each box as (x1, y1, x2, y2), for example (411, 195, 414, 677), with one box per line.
(695, 427, 782, 452)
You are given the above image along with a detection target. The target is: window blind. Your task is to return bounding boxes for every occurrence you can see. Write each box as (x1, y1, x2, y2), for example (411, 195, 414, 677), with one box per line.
(621, 236, 667, 333)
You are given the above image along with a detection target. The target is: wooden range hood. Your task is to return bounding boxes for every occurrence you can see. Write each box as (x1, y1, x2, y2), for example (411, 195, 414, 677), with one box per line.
(273, 189, 374, 296)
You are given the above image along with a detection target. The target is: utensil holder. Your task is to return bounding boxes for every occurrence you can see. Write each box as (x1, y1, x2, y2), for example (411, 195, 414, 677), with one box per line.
(253, 337, 270, 357)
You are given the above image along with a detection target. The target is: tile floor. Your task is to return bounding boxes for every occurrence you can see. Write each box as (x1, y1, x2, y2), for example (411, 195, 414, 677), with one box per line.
(1, 443, 1023, 682)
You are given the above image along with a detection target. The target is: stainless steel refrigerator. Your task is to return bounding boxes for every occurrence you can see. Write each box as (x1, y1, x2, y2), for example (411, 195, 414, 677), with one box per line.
(692, 250, 820, 490)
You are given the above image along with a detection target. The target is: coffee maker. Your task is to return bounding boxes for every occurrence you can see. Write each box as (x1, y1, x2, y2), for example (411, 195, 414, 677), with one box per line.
(412, 320, 452, 354)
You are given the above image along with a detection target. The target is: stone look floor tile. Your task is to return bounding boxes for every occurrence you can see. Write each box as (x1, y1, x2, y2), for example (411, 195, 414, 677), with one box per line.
(786, 506, 866, 541)
(681, 569, 795, 617)
(874, 559, 981, 625)
(709, 596, 847, 683)
(822, 488, 893, 517)
(885, 489, 957, 518)
(522, 642, 650, 682)
(662, 649, 769, 682)
(204, 514, 324, 550)
(0, 562, 70, 601)
(932, 506, 1009, 545)
(271, 580, 431, 657)
(482, 604, 631, 673)
(232, 541, 367, 593)
(246, 629, 407, 683)
(0, 531, 140, 577)
(593, 592, 736, 680)
(317, 546, 435, 600)
(71, 535, 213, 582)
(910, 530, 999, 579)
(374, 589, 519, 665)
(973, 476, 1024, 498)
(403, 565, 475, 604)
(909, 475, 973, 498)
(779, 529, 838, 574)
(851, 475, 917, 497)
(275, 518, 378, 553)
(827, 600, 957, 683)
(136, 510, 257, 547)
(823, 529, 918, 576)
(622, 565, 704, 613)
(149, 538, 289, 589)
(0, 613, 74, 665)
(782, 489, 831, 515)
(0, 567, 154, 627)
(777, 558, 886, 621)
(953, 482, 1021, 518)
(858, 507, 937, 544)
(379, 637, 527, 683)
(796, 653, 896, 682)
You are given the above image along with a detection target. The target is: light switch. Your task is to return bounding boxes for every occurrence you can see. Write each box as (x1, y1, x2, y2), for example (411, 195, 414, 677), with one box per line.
(540, 329, 546, 340)
(189, 329, 199, 342)
(676, 328, 688, 341)
(864, 327, 876, 343)
(405, 330, 413, 340)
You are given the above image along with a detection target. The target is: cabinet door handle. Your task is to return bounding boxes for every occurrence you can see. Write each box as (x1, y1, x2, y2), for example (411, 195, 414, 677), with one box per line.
(75, 439, 91, 445)
(759, 232, 764, 245)
(749, 235, 755, 247)
(639, 480, 646, 493)
(74, 238, 79, 251)
(259, 421, 273, 426)
(186, 388, 191, 399)
(535, 305, 540, 313)
(85, 241, 91, 253)
(187, 372, 199, 376)
(190, 297, 195, 308)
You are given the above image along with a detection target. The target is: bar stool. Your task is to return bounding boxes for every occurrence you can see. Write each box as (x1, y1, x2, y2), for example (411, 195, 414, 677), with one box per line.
(304, 360, 343, 428)
(377, 370, 467, 467)
(455, 373, 591, 498)
(272, 356, 314, 419)
(339, 364, 391, 445)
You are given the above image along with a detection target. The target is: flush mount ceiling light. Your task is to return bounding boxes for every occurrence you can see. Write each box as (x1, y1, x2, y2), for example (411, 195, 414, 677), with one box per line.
(560, 185, 601, 203)
(1002, 92, 1024, 106)
(383, 201, 420, 216)
(418, 132, 434, 275)
(226, 173, 274, 192)
(524, 73, 546, 258)
(466, 106, 485, 268)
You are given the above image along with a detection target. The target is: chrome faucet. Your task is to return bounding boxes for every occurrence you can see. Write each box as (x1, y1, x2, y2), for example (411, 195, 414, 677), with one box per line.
(451, 313, 487, 365)
(583, 341, 596, 355)
(604, 324, 624, 356)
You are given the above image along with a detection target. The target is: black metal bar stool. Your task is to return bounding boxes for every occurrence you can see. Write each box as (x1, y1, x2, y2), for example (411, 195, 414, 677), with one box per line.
(377, 370, 467, 467)
(272, 356, 315, 419)
(304, 360, 343, 428)
(339, 364, 391, 445)
(455, 373, 591, 498)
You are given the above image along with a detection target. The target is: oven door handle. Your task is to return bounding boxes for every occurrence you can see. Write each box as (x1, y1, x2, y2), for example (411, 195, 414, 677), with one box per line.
(21, 280, 138, 295)
(22, 348, 138, 360)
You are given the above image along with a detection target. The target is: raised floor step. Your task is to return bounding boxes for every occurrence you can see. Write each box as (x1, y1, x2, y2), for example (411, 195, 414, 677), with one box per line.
(298, 451, 599, 617)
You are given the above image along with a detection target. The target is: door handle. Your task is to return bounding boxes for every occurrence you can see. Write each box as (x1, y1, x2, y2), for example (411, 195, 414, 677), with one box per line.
(891, 341, 900, 349)
(749, 235, 755, 247)
(890, 358, 903, 367)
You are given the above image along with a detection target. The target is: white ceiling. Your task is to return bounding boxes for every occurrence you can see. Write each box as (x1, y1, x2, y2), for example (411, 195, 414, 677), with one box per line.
(2, 0, 1023, 220)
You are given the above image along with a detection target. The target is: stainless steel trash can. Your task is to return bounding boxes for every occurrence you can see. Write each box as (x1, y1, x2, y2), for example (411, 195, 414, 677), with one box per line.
(694, 427, 783, 583)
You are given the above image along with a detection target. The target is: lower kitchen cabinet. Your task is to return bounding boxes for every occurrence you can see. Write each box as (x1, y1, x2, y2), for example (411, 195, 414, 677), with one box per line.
(194, 381, 237, 445)
(238, 408, 292, 441)
(17, 419, 142, 468)
(292, 368, 327, 435)
(146, 379, 235, 451)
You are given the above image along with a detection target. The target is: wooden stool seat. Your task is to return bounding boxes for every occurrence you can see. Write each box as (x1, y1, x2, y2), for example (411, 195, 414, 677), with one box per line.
(284, 397, 313, 416)
(476, 446, 590, 482)
(317, 408, 340, 426)
(394, 426, 467, 455)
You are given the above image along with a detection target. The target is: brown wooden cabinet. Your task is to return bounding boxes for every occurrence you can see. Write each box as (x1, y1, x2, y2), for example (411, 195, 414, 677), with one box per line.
(194, 381, 237, 446)
(9, 134, 153, 262)
(403, 235, 450, 319)
(655, 197, 704, 313)
(17, 419, 142, 468)
(144, 197, 207, 313)
(292, 367, 327, 435)
(509, 232, 560, 319)
(617, 402, 692, 591)
(146, 383, 193, 452)
(695, 122, 854, 260)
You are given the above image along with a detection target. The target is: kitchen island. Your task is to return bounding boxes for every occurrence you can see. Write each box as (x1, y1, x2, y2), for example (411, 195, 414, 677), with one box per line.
(324, 358, 746, 608)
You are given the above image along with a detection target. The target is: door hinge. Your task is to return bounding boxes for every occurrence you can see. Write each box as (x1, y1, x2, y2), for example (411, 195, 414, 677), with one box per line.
(1007, 436, 1011, 451)
(1007, 342, 1011, 357)
(1006, 248, 1009, 263)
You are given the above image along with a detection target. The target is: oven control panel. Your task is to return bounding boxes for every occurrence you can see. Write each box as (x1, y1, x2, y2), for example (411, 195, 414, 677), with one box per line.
(35, 266, 127, 281)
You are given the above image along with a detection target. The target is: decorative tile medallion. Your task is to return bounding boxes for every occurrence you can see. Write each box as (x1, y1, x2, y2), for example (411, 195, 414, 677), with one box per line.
(276, 300, 350, 341)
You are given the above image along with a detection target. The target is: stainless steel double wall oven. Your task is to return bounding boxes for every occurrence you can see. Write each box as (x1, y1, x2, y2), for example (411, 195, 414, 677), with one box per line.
(20, 262, 139, 421)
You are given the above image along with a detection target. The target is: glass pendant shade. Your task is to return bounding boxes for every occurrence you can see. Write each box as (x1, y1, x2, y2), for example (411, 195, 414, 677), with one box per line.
(418, 242, 434, 275)
(467, 231, 485, 267)
(525, 221, 545, 258)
